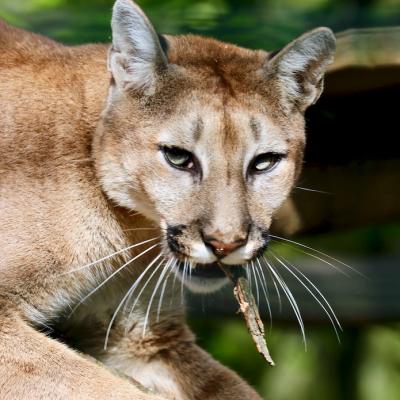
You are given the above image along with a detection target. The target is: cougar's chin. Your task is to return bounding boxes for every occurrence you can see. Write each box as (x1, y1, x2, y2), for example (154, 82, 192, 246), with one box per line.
(174, 262, 243, 294)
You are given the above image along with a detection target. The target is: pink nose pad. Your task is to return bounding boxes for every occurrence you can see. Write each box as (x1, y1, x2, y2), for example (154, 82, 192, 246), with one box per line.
(204, 238, 246, 258)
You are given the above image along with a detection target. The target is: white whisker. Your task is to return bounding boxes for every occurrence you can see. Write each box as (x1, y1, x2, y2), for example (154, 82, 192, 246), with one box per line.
(295, 186, 330, 194)
(62, 236, 159, 275)
(69, 242, 159, 317)
(122, 228, 159, 232)
(272, 251, 342, 341)
(264, 256, 307, 349)
(246, 261, 253, 292)
(181, 258, 188, 305)
(104, 283, 137, 350)
(272, 239, 349, 277)
(264, 261, 282, 313)
(126, 256, 166, 327)
(251, 260, 260, 307)
(142, 258, 174, 336)
(156, 258, 177, 322)
(103, 252, 162, 349)
(122, 252, 163, 314)
(189, 260, 194, 281)
(169, 259, 180, 307)
(255, 258, 273, 325)
(270, 234, 364, 277)
(274, 252, 342, 331)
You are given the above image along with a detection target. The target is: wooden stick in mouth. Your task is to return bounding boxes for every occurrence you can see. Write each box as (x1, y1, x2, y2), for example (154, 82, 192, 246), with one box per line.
(219, 263, 275, 366)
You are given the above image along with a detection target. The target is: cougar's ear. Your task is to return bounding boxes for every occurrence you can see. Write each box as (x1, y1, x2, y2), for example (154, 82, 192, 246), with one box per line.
(265, 28, 336, 113)
(109, 0, 168, 94)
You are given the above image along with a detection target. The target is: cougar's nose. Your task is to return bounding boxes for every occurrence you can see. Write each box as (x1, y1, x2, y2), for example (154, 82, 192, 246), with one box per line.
(203, 233, 247, 258)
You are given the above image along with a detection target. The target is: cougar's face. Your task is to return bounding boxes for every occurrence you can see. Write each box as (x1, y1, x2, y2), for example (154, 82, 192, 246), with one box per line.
(98, 84, 304, 292)
(95, 0, 334, 293)
(155, 99, 303, 292)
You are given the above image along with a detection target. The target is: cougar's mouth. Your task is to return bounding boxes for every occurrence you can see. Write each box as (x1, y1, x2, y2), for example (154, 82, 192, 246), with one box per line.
(177, 262, 244, 278)
(178, 261, 222, 278)
(175, 261, 243, 293)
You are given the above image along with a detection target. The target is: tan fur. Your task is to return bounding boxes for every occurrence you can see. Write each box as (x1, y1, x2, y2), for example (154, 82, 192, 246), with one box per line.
(0, 1, 335, 398)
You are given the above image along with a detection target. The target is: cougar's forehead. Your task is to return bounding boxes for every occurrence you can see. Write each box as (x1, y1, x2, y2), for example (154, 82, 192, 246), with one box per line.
(157, 96, 290, 174)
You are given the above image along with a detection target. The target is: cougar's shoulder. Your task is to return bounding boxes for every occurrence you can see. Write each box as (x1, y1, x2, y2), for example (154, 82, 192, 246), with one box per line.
(0, 21, 123, 307)
(0, 20, 110, 169)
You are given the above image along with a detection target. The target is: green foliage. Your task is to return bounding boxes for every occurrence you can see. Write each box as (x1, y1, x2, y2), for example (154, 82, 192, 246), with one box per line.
(191, 318, 400, 400)
(285, 223, 400, 256)
(1, 0, 400, 49)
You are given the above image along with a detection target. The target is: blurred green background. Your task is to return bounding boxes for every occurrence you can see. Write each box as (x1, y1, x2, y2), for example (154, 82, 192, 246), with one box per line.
(1, 1, 399, 399)
(2, 0, 400, 48)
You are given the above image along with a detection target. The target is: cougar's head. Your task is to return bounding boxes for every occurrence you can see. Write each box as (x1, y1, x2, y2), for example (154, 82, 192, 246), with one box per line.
(95, 0, 335, 292)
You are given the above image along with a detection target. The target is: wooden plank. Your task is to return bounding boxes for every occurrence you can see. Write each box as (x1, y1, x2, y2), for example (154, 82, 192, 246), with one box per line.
(326, 27, 400, 95)
(332, 27, 400, 71)
(187, 252, 400, 323)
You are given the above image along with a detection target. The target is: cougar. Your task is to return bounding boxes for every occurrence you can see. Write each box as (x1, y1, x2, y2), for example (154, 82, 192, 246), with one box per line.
(0, 0, 335, 398)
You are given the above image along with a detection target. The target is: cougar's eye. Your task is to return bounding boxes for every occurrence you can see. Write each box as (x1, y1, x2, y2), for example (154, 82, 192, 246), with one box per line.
(249, 153, 285, 174)
(162, 146, 195, 170)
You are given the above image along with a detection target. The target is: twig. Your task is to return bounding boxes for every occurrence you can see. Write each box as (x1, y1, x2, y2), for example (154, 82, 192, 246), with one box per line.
(219, 264, 275, 366)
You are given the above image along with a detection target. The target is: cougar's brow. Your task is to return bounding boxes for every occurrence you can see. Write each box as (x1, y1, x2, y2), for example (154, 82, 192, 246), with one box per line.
(249, 116, 261, 141)
(192, 117, 204, 142)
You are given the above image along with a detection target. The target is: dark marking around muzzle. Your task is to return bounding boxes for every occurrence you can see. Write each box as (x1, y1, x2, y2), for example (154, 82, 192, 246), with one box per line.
(254, 228, 271, 258)
(166, 224, 186, 253)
